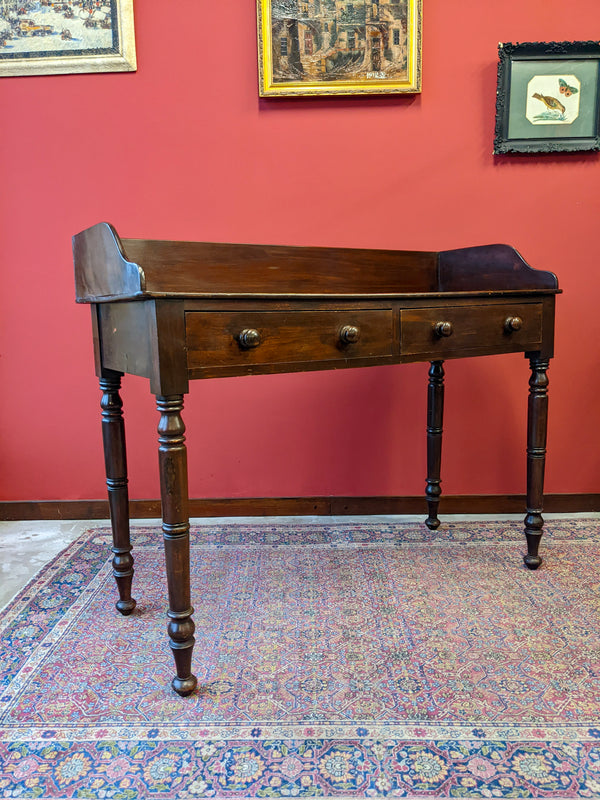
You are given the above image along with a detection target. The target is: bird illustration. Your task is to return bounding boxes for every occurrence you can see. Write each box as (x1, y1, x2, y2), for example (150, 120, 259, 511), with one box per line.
(532, 92, 566, 115)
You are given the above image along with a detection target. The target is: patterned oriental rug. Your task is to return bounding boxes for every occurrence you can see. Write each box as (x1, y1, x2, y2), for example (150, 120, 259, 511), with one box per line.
(2, 520, 600, 798)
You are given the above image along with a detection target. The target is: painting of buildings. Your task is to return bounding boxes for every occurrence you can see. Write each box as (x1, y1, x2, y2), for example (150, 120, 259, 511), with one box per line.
(269, 0, 409, 84)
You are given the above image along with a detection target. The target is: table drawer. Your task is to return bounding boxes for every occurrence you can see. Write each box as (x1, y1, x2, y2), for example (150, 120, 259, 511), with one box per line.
(400, 303, 543, 357)
(186, 309, 394, 369)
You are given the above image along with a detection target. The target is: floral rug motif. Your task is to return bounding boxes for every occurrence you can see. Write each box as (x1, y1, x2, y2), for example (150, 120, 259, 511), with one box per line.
(2, 518, 600, 797)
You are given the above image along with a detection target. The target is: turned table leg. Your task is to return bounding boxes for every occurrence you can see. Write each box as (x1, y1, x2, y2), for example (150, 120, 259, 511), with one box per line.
(523, 357, 550, 570)
(156, 395, 197, 696)
(425, 360, 445, 530)
(100, 372, 136, 615)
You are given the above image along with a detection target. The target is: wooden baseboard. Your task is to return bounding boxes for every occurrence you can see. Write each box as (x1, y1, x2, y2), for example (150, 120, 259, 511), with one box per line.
(0, 494, 598, 521)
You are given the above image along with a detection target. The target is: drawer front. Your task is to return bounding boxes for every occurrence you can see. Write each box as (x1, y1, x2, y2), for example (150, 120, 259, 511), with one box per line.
(400, 303, 543, 357)
(186, 309, 394, 369)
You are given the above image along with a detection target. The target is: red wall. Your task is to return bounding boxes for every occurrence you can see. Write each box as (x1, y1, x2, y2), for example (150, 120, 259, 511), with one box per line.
(1, 1, 599, 503)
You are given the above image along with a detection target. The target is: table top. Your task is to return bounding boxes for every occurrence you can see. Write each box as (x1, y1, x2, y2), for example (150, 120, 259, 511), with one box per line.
(73, 222, 559, 304)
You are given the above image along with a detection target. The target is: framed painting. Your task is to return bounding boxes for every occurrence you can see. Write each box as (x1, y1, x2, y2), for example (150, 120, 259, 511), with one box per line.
(494, 40, 600, 154)
(256, 0, 422, 97)
(0, 0, 136, 77)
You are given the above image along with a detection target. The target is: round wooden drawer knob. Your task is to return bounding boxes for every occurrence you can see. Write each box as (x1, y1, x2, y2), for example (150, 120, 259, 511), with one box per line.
(238, 328, 261, 349)
(505, 316, 522, 332)
(340, 324, 360, 344)
(434, 321, 453, 337)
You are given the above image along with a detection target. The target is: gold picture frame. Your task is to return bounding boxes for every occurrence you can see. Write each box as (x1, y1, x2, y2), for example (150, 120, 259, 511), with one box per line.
(0, 0, 136, 78)
(257, 0, 421, 97)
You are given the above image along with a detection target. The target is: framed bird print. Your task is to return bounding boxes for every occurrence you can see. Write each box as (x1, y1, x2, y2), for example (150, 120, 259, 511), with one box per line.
(256, 0, 422, 97)
(494, 40, 600, 154)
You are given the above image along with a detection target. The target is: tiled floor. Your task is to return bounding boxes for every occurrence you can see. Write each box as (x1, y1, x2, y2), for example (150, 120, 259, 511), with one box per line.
(1, 513, 598, 613)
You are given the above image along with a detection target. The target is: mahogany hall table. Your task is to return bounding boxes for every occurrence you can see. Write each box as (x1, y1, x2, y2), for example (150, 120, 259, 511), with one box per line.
(73, 222, 559, 696)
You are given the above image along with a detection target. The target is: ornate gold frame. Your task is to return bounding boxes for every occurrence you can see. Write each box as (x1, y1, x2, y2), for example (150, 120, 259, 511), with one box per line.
(257, 0, 421, 97)
(0, 0, 136, 78)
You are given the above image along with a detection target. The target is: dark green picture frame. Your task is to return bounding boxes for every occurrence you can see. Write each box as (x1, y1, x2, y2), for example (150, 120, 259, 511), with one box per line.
(494, 40, 600, 154)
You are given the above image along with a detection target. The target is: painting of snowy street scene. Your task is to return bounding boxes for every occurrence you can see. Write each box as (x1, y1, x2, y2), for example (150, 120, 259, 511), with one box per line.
(257, 0, 421, 96)
(0, 0, 135, 76)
